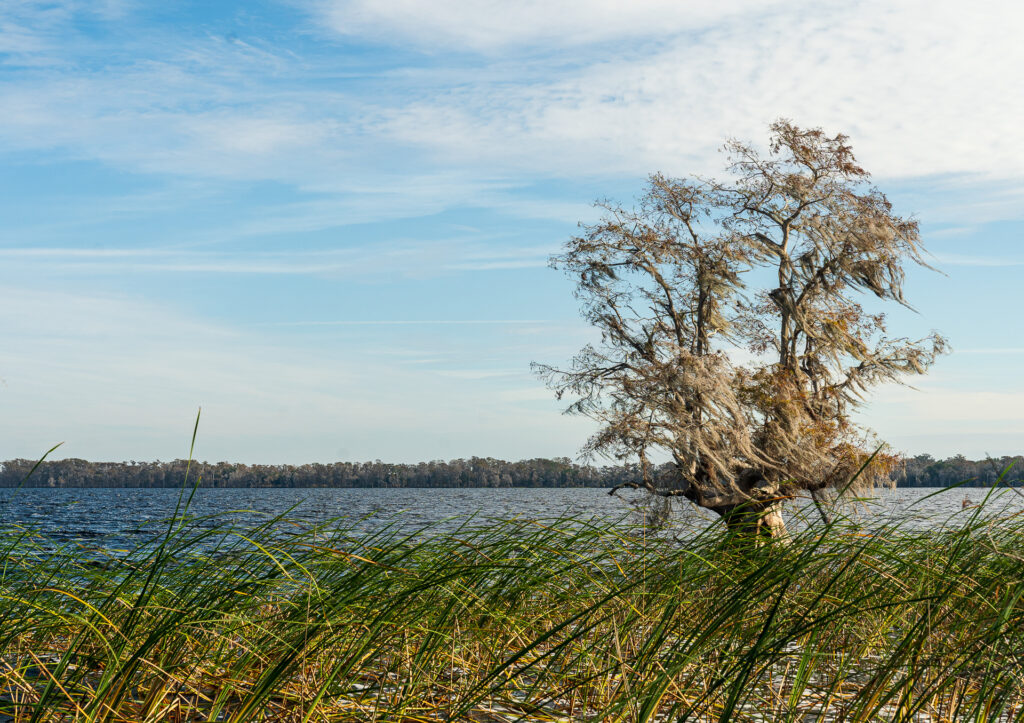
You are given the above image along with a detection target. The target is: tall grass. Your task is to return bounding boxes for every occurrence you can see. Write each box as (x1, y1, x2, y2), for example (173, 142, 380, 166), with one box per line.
(1, 492, 1022, 722)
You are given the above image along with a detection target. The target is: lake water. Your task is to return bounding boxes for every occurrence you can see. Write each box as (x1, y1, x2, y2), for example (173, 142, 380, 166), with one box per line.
(2, 485, 1023, 550)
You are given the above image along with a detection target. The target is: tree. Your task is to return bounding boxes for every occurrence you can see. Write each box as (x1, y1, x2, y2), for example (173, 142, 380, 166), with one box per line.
(535, 120, 948, 539)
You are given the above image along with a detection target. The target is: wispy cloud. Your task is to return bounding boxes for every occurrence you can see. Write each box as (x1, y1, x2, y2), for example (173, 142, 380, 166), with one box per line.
(0, 247, 352, 274)
(0, 286, 590, 462)
(436, 369, 526, 380)
(0, 247, 167, 258)
(2, 0, 1023, 204)
(260, 320, 551, 326)
(318, 0, 789, 52)
(853, 384, 1024, 458)
(0, 239, 556, 277)
(368, 1, 1024, 182)
(955, 348, 1024, 355)
(932, 253, 1024, 267)
(925, 226, 975, 238)
(1, 1, 133, 65)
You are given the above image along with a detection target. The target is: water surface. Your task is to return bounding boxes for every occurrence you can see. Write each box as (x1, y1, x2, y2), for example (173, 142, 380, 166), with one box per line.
(1, 486, 1020, 549)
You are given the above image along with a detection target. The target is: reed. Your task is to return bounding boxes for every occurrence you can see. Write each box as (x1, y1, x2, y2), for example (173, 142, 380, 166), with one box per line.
(1, 491, 1022, 722)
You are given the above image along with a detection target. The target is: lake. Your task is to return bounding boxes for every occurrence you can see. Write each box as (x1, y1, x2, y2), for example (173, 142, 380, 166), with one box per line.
(2, 485, 1023, 550)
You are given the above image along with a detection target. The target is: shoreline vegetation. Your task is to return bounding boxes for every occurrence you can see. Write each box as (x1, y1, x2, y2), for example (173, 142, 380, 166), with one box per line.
(1, 454, 1021, 489)
(2, 493, 1023, 721)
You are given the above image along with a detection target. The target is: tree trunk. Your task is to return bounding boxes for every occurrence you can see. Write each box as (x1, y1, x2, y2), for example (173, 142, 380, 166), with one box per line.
(720, 501, 789, 543)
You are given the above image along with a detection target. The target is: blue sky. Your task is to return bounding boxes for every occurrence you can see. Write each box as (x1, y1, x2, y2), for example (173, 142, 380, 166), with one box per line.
(1, 0, 1022, 464)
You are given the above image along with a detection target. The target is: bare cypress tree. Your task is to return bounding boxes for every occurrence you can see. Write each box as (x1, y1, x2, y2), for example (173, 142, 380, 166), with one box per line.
(535, 121, 948, 538)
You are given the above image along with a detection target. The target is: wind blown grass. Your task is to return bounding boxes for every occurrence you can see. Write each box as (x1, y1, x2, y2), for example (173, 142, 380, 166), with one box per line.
(1, 493, 1023, 722)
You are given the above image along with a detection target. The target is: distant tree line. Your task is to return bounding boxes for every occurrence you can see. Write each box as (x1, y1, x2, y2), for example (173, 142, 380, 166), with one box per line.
(0, 457, 641, 489)
(0, 454, 1020, 490)
(896, 454, 1024, 488)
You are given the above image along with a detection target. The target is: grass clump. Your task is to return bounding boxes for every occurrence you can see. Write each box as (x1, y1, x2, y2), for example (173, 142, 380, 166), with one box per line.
(0, 496, 1023, 722)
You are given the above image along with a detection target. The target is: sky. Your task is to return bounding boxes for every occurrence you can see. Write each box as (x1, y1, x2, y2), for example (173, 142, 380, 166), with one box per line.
(1, 0, 1023, 464)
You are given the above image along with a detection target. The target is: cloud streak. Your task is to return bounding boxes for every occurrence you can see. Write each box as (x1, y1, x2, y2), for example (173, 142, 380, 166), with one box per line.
(932, 253, 1024, 267)
(0, 286, 591, 462)
(319, 0, 791, 51)
(260, 320, 552, 326)
(2, 0, 1023, 200)
(364, 1, 1024, 183)
(0, 238, 554, 277)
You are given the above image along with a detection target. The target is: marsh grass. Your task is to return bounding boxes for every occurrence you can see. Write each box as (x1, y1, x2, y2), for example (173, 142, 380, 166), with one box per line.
(0, 490, 1022, 722)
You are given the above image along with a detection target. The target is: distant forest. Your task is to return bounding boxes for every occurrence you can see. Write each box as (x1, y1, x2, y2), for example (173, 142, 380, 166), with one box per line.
(0, 457, 632, 489)
(1, 454, 1022, 489)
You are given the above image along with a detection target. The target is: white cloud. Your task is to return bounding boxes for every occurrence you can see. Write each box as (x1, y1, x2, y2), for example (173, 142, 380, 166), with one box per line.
(0, 1, 134, 65)
(436, 368, 526, 380)
(0, 0, 1018, 239)
(926, 227, 975, 238)
(3, 0, 1022, 193)
(869, 387, 1024, 424)
(497, 387, 558, 402)
(0, 286, 592, 462)
(955, 348, 1024, 356)
(364, 0, 1024, 182)
(932, 253, 1024, 267)
(0, 237, 557, 277)
(265, 320, 551, 327)
(855, 381, 1024, 459)
(318, 0, 790, 51)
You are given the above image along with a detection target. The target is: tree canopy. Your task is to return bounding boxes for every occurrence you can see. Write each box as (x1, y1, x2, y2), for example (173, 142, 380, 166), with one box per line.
(536, 121, 948, 536)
